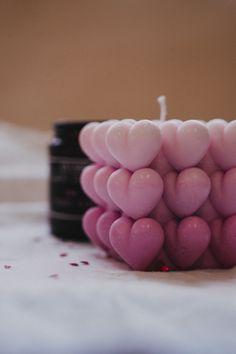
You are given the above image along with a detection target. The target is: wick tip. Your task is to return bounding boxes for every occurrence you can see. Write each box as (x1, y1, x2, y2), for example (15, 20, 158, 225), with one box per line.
(157, 95, 166, 104)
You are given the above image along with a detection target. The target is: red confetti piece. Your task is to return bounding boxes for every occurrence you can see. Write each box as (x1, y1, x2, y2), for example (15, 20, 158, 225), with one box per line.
(49, 274, 59, 279)
(4, 265, 11, 269)
(80, 261, 90, 265)
(69, 262, 79, 267)
(60, 252, 68, 257)
(160, 265, 170, 272)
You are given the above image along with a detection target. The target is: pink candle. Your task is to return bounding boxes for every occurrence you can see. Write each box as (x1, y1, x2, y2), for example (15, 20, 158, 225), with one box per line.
(79, 99, 236, 271)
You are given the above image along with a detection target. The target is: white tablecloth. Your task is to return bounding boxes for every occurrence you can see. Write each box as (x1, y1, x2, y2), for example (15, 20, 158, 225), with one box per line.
(1, 122, 236, 354)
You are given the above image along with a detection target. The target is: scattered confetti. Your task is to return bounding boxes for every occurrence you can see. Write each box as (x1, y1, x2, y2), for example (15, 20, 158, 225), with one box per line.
(4, 265, 12, 269)
(59, 252, 68, 257)
(160, 265, 170, 272)
(49, 274, 59, 279)
(69, 262, 79, 267)
(80, 261, 90, 265)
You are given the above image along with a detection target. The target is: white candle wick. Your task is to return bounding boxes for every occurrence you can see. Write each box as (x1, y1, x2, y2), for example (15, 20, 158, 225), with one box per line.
(157, 95, 167, 122)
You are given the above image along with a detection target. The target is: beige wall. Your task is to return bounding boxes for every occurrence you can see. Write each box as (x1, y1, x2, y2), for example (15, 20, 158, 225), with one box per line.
(0, 0, 235, 130)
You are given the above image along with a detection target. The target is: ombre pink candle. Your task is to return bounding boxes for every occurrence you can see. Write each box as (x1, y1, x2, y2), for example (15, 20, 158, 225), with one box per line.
(79, 98, 236, 272)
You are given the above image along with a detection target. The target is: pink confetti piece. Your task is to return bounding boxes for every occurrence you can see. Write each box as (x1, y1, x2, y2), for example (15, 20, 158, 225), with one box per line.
(4, 265, 11, 269)
(49, 273, 59, 279)
(80, 261, 90, 265)
(69, 262, 79, 267)
(59, 253, 68, 257)
(160, 265, 170, 272)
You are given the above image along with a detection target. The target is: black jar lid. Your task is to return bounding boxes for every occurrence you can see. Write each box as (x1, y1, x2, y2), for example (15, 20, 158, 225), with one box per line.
(49, 120, 94, 241)
(54, 120, 88, 143)
(50, 120, 90, 157)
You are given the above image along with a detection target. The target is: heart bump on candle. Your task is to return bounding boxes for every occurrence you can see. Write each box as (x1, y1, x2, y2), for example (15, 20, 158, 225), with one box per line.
(106, 120, 162, 171)
(82, 207, 107, 250)
(93, 165, 119, 210)
(107, 168, 164, 219)
(165, 216, 211, 269)
(210, 216, 236, 268)
(110, 216, 164, 270)
(96, 210, 121, 259)
(79, 122, 104, 164)
(163, 168, 211, 217)
(210, 168, 236, 216)
(208, 119, 236, 170)
(161, 120, 210, 170)
(80, 164, 106, 206)
(92, 120, 120, 167)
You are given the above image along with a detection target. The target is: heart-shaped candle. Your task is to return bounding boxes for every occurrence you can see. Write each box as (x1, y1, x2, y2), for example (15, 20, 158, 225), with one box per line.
(96, 210, 121, 259)
(82, 207, 107, 250)
(93, 166, 119, 210)
(161, 120, 210, 170)
(110, 216, 164, 270)
(79, 117, 236, 272)
(79, 122, 104, 164)
(165, 216, 211, 269)
(107, 168, 163, 219)
(106, 120, 162, 171)
(210, 168, 236, 216)
(80, 164, 106, 206)
(92, 120, 120, 167)
(210, 216, 236, 268)
(208, 119, 236, 170)
(163, 168, 211, 217)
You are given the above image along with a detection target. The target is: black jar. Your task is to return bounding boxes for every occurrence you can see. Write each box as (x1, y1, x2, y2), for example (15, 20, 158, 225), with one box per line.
(49, 121, 93, 241)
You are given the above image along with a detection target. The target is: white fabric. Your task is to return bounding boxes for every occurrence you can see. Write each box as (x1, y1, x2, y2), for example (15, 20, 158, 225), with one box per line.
(1, 122, 236, 354)
(0, 122, 48, 202)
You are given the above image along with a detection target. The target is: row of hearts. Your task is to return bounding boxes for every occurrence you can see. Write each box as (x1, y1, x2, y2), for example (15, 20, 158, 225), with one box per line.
(81, 164, 236, 220)
(83, 207, 236, 271)
(79, 119, 236, 172)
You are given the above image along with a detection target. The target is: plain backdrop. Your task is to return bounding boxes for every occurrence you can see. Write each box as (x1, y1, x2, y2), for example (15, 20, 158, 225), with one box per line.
(0, 0, 235, 130)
